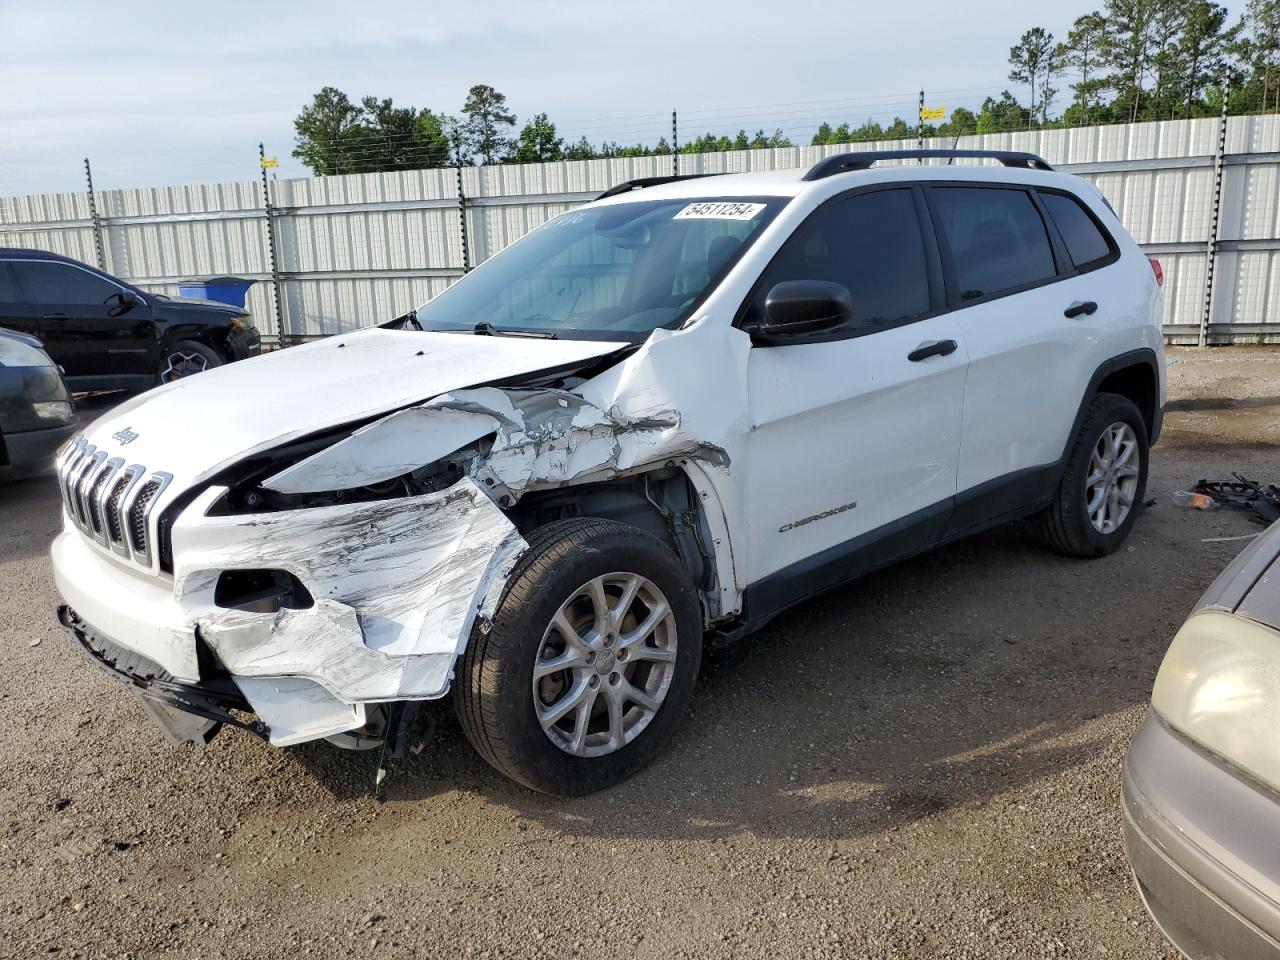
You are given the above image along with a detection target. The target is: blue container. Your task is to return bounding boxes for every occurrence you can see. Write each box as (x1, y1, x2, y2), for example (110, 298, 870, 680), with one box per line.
(177, 276, 255, 308)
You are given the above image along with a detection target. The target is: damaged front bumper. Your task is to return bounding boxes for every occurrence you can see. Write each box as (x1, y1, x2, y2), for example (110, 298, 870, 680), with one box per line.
(58, 604, 268, 743)
(51, 476, 527, 747)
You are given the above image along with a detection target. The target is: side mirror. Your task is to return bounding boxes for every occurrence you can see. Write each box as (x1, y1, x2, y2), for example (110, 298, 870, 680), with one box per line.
(106, 290, 142, 316)
(750, 280, 853, 344)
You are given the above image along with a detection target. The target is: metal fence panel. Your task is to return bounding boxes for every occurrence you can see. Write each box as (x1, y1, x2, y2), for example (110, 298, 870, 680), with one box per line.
(1, 114, 1277, 344)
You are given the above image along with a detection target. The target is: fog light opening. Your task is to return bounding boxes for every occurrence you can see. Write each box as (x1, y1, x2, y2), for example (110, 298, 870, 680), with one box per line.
(213, 569, 314, 613)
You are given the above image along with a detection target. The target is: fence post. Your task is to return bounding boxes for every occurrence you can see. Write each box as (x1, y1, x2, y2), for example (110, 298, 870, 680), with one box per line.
(84, 158, 106, 271)
(672, 110, 679, 176)
(258, 143, 285, 347)
(1199, 84, 1230, 348)
(918, 90, 925, 161)
(456, 165, 471, 273)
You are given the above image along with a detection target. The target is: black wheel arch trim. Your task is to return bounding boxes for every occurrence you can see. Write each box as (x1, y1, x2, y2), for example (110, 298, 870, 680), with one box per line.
(1072, 347, 1163, 448)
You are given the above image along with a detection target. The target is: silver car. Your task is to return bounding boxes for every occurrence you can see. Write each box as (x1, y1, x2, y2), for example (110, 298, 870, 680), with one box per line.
(1124, 518, 1280, 959)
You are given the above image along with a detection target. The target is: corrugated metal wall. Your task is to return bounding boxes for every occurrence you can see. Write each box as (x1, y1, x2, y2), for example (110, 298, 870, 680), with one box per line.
(2, 114, 1277, 344)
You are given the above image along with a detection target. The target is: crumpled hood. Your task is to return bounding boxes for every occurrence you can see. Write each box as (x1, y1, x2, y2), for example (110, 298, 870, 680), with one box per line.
(78, 327, 623, 496)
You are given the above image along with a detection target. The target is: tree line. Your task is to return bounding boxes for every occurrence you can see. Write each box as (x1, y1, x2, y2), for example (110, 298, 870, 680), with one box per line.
(293, 0, 1279, 176)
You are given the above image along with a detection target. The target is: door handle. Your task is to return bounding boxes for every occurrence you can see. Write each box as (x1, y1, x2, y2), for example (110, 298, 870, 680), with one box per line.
(1064, 301, 1098, 318)
(41, 313, 71, 321)
(907, 339, 958, 362)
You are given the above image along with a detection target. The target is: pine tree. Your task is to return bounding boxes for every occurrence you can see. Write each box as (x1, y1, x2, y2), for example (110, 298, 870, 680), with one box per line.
(460, 84, 516, 165)
(1058, 13, 1110, 123)
(1100, 0, 1158, 122)
(1009, 27, 1058, 125)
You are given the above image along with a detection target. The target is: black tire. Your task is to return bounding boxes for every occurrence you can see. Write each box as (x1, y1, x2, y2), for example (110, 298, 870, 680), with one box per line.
(1037, 391, 1149, 558)
(159, 340, 222, 384)
(454, 518, 703, 795)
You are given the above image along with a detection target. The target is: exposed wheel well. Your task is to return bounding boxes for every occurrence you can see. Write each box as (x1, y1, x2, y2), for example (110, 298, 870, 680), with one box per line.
(507, 467, 714, 594)
(1097, 362, 1157, 440)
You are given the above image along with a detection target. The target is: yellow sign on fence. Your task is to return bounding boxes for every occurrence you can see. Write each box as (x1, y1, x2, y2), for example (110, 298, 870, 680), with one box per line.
(919, 106, 946, 122)
(260, 156, 279, 169)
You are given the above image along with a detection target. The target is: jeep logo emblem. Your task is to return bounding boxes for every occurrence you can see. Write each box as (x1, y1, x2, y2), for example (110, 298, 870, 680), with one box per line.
(112, 426, 139, 445)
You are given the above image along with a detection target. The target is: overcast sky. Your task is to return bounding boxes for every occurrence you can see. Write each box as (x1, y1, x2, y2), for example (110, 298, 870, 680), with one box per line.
(0, 0, 1249, 197)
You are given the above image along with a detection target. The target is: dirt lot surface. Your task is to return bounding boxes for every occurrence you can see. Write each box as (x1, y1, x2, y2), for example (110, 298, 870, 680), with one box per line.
(3, 347, 1279, 959)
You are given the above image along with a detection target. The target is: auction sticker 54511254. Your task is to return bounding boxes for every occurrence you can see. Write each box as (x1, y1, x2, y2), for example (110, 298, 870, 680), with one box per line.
(673, 201, 766, 221)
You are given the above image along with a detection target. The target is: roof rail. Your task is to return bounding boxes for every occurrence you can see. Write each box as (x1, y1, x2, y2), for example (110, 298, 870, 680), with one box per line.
(802, 149, 1054, 181)
(595, 174, 719, 201)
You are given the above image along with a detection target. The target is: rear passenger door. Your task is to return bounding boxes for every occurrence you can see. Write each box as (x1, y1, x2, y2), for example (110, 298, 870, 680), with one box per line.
(925, 184, 1111, 520)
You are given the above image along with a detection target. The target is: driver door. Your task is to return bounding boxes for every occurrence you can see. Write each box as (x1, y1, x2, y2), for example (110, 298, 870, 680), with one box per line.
(15, 259, 156, 383)
(743, 186, 968, 605)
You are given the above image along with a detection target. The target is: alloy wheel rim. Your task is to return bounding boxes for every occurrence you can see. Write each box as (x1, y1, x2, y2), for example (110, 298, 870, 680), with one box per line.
(161, 351, 208, 382)
(1085, 421, 1140, 534)
(532, 572, 677, 758)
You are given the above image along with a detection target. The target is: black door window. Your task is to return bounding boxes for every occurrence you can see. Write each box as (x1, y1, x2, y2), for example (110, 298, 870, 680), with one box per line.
(0, 263, 23, 304)
(929, 187, 1057, 301)
(748, 188, 932, 335)
(1040, 191, 1114, 269)
(17, 261, 122, 306)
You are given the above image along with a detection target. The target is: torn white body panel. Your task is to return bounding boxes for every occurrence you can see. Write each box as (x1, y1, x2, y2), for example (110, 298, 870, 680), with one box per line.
(172, 478, 525, 702)
(232, 676, 367, 747)
(257, 347, 744, 615)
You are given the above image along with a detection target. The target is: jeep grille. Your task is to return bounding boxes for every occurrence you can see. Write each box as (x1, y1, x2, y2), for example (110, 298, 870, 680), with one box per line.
(57, 436, 172, 570)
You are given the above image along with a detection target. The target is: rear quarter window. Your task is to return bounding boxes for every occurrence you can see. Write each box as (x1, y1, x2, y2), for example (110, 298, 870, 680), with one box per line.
(1040, 192, 1114, 269)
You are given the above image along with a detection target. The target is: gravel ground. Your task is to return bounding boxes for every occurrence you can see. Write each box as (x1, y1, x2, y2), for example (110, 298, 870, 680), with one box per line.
(3, 347, 1279, 959)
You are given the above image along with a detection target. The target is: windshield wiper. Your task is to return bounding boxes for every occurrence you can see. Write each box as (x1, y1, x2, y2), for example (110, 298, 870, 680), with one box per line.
(473, 321, 557, 339)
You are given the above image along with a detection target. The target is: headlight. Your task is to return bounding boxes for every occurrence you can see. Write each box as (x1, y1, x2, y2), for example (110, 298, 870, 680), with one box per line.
(1151, 609, 1280, 791)
(33, 400, 75, 422)
(0, 337, 55, 368)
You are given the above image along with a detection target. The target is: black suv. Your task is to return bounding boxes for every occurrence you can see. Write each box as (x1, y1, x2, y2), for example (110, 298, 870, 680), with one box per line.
(0, 249, 261, 392)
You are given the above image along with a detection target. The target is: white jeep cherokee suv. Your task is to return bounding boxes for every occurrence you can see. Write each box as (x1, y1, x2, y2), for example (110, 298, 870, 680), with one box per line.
(52, 149, 1165, 795)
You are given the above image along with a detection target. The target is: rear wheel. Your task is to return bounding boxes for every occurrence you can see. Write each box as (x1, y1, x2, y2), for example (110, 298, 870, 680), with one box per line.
(1037, 392, 1149, 557)
(454, 518, 702, 795)
(159, 340, 222, 384)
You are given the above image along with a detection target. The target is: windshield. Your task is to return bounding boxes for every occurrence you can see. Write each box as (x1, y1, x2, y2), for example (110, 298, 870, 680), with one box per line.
(413, 196, 788, 341)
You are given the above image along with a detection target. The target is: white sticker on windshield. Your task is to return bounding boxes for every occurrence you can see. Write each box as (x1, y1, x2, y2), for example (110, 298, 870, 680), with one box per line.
(673, 201, 766, 221)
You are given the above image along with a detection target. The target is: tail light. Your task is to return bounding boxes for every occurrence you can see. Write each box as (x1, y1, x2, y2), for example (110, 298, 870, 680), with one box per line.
(1149, 257, 1164, 287)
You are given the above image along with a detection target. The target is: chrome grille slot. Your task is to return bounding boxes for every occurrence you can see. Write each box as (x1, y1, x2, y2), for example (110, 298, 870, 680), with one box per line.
(128, 479, 161, 554)
(73, 450, 105, 528)
(85, 458, 121, 539)
(55, 435, 173, 571)
(103, 467, 140, 551)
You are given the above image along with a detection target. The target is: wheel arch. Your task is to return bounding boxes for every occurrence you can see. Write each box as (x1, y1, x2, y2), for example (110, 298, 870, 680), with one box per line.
(159, 326, 229, 361)
(1096, 354, 1160, 444)
(1072, 348, 1163, 450)
(504, 461, 740, 626)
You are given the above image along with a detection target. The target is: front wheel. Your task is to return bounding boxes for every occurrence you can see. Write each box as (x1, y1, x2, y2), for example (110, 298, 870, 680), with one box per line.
(454, 518, 703, 795)
(1037, 391, 1149, 558)
(159, 340, 222, 384)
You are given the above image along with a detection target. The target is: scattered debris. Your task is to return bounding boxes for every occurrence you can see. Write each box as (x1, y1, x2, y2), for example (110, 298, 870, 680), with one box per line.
(1172, 490, 1219, 510)
(1201, 533, 1262, 543)
(28, 638, 41, 647)
(51, 798, 71, 812)
(1194, 474, 1280, 524)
